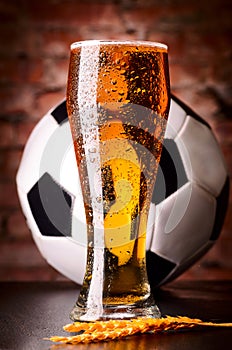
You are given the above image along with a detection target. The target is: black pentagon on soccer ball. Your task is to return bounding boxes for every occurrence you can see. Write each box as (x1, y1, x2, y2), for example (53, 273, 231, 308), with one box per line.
(152, 139, 188, 205)
(210, 176, 230, 241)
(27, 172, 73, 237)
(146, 251, 176, 289)
(51, 100, 68, 124)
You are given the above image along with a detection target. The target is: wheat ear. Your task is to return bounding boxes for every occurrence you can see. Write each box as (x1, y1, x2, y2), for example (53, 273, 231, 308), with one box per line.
(47, 315, 232, 344)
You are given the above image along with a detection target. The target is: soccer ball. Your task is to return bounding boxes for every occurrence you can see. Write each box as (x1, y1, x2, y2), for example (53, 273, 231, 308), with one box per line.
(16, 95, 229, 287)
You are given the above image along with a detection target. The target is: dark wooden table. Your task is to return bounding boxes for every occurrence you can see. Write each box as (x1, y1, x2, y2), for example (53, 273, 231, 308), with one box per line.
(0, 280, 231, 350)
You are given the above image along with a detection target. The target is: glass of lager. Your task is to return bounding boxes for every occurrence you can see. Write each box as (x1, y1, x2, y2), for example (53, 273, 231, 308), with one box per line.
(66, 40, 170, 321)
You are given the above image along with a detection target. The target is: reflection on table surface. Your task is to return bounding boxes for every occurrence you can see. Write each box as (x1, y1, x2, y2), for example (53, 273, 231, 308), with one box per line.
(0, 280, 231, 350)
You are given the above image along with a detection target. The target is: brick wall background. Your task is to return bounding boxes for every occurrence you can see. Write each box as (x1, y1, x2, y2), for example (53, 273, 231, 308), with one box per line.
(0, 0, 231, 282)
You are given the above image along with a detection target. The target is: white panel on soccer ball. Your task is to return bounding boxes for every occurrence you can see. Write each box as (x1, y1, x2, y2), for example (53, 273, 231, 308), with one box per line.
(59, 127, 79, 195)
(151, 182, 216, 264)
(72, 199, 87, 244)
(41, 237, 86, 284)
(39, 121, 74, 186)
(177, 116, 227, 197)
(16, 114, 57, 193)
(165, 99, 187, 139)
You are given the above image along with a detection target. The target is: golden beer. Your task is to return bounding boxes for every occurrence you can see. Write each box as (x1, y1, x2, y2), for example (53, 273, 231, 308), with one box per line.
(67, 41, 170, 320)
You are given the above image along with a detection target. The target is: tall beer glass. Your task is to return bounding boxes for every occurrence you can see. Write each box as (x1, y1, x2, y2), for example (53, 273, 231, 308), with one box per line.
(67, 40, 170, 321)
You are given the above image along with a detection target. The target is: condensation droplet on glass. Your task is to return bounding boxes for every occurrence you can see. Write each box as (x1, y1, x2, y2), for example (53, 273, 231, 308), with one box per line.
(96, 196, 102, 203)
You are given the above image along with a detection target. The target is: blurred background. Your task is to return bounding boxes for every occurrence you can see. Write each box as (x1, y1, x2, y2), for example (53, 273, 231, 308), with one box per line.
(0, 0, 231, 282)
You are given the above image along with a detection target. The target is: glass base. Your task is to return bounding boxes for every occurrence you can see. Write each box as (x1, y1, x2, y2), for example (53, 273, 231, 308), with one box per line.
(70, 296, 161, 322)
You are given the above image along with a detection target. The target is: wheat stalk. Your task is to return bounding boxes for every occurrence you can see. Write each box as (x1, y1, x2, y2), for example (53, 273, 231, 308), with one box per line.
(47, 315, 232, 344)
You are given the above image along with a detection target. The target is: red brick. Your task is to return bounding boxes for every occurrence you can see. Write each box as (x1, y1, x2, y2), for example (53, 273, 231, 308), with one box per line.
(0, 122, 15, 147)
(42, 40, 69, 59)
(42, 58, 69, 90)
(0, 182, 20, 209)
(148, 32, 186, 57)
(0, 24, 22, 56)
(0, 30, 42, 67)
(222, 203, 232, 234)
(180, 93, 220, 126)
(0, 1, 19, 23)
(122, 6, 164, 35)
(18, 30, 44, 59)
(1, 85, 36, 120)
(25, 2, 121, 27)
(26, 59, 44, 83)
(214, 121, 232, 146)
(0, 240, 47, 268)
(219, 238, 232, 268)
(0, 58, 19, 84)
(0, 57, 43, 85)
(169, 88, 219, 126)
(170, 63, 200, 89)
(221, 145, 232, 177)
(14, 121, 36, 147)
(0, 210, 7, 236)
(41, 28, 80, 58)
(36, 91, 66, 119)
(0, 149, 23, 181)
(7, 210, 30, 239)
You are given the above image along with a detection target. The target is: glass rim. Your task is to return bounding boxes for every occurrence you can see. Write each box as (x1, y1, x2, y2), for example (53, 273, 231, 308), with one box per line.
(70, 40, 168, 51)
